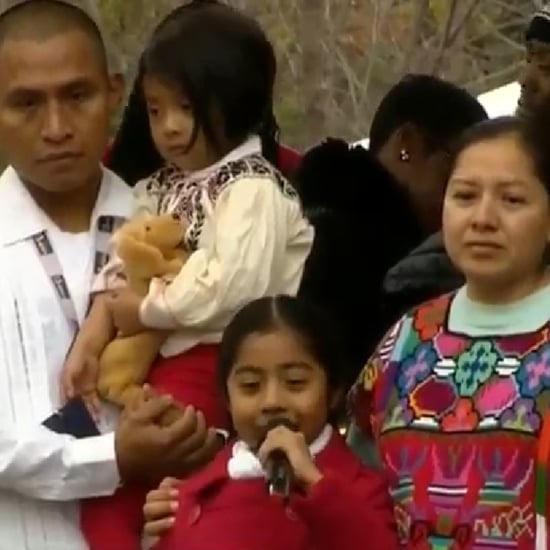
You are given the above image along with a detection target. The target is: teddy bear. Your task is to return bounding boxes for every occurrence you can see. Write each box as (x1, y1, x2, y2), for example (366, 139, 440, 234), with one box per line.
(96, 213, 189, 409)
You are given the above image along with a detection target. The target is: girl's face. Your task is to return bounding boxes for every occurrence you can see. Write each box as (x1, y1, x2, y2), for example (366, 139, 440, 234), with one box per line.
(142, 74, 220, 172)
(226, 327, 338, 448)
(443, 133, 550, 301)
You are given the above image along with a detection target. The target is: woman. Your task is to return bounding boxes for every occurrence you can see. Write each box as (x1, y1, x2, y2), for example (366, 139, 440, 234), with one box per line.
(349, 116, 550, 549)
(297, 75, 487, 387)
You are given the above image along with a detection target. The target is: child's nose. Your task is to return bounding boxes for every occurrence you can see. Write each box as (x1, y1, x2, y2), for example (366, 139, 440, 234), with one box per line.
(261, 380, 287, 412)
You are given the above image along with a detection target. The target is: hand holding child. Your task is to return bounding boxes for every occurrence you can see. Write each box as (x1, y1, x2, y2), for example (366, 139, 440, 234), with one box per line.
(143, 477, 180, 541)
(257, 424, 323, 492)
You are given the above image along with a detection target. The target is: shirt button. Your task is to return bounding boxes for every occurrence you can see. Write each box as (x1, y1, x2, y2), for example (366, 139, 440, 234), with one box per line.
(188, 504, 201, 525)
(285, 507, 297, 521)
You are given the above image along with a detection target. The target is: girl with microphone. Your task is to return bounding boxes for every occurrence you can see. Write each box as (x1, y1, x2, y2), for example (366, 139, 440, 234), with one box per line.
(146, 295, 398, 550)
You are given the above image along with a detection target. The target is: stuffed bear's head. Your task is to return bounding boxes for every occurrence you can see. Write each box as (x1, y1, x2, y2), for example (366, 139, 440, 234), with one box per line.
(115, 213, 185, 252)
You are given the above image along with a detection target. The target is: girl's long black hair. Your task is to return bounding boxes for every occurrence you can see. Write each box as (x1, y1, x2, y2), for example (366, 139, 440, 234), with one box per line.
(108, 0, 280, 186)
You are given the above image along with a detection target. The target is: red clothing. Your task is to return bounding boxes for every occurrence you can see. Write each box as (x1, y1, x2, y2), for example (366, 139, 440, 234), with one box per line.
(279, 144, 302, 176)
(81, 344, 229, 550)
(155, 431, 399, 550)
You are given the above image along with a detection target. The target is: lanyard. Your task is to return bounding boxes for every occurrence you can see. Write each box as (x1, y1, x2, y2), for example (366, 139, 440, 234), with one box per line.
(28, 215, 125, 331)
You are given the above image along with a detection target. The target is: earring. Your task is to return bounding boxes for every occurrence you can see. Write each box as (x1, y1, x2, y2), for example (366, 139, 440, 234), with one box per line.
(399, 149, 410, 162)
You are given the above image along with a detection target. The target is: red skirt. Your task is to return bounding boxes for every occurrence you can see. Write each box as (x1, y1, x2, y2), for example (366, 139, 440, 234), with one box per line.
(147, 343, 229, 429)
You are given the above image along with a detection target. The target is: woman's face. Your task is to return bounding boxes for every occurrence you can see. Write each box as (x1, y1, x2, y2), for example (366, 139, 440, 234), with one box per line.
(443, 133, 550, 299)
(142, 74, 219, 172)
(226, 327, 337, 449)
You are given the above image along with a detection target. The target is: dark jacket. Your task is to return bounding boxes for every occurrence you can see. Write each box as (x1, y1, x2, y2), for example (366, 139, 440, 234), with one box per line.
(295, 138, 424, 386)
(383, 231, 463, 324)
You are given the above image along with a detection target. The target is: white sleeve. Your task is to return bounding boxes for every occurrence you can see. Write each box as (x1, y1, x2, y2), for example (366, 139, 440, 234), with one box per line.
(139, 177, 292, 329)
(0, 425, 120, 501)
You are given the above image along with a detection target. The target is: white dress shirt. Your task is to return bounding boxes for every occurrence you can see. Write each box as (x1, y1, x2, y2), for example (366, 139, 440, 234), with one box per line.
(0, 166, 133, 550)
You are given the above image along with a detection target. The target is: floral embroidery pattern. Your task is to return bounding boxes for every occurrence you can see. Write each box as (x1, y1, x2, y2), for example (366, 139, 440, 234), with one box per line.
(516, 344, 550, 398)
(499, 398, 541, 433)
(412, 296, 449, 340)
(454, 341, 500, 397)
(441, 398, 480, 432)
(382, 400, 414, 431)
(397, 343, 437, 396)
(362, 359, 380, 391)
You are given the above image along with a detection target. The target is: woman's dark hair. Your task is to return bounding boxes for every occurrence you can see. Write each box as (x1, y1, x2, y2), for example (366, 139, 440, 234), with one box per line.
(218, 296, 347, 420)
(369, 74, 488, 155)
(109, 0, 279, 185)
(450, 115, 550, 195)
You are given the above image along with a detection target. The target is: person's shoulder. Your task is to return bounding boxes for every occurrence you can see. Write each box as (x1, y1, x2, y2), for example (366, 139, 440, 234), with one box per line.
(212, 153, 298, 202)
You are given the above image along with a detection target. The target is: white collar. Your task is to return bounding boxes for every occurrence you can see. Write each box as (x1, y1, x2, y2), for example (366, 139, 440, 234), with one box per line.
(227, 424, 333, 480)
(0, 165, 133, 246)
(188, 135, 261, 181)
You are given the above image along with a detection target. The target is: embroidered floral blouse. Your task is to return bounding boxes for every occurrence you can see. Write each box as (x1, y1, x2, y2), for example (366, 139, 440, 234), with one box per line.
(95, 137, 313, 358)
(348, 285, 550, 550)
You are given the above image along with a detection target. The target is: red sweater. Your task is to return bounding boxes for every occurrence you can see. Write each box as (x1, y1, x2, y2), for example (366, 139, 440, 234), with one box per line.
(155, 432, 398, 550)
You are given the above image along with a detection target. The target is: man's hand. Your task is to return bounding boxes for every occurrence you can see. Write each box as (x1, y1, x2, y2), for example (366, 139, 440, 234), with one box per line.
(105, 288, 147, 336)
(60, 347, 100, 419)
(115, 388, 221, 484)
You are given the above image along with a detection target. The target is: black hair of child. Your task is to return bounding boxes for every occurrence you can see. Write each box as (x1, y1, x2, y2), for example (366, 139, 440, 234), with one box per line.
(218, 295, 348, 425)
(109, 0, 280, 186)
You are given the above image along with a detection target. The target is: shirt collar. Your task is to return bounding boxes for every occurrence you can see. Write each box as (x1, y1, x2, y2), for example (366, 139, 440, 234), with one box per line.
(183, 135, 262, 181)
(0, 165, 133, 246)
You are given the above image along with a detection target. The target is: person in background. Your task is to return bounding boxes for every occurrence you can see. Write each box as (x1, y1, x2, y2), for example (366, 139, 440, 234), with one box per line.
(296, 75, 487, 388)
(386, 0, 550, 326)
(63, 2, 313, 549)
(0, 1, 218, 550)
(146, 295, 399, 550)
(349, 116, 550, 549)
(518, 2, 550, 122)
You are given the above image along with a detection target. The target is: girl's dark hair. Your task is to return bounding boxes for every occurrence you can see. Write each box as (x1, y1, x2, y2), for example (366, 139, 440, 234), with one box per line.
(108, 0, 279, 185)
(450, 115, 550, 195)
(219, 296, 347, 418)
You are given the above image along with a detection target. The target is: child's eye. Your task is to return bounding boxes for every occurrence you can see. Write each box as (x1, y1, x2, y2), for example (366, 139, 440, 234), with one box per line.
(286, 379, 307, 390)
(239, 381, 260, 392)
(452, 191, 475, 201)
(503, 195, 525, 205)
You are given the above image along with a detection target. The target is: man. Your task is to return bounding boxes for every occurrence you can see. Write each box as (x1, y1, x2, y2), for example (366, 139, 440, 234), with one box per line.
(0, 1, 217, 549)
(518, 3, 550, 120)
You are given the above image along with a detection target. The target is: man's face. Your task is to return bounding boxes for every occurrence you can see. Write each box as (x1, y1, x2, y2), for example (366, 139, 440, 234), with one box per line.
(518, 40, 550, 119)
(0, 29, 121, 193)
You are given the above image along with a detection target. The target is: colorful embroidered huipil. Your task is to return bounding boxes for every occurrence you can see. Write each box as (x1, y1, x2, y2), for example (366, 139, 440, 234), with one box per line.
(349, 285, 550, 549)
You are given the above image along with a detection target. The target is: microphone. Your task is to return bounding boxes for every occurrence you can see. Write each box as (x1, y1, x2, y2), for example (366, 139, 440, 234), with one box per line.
(263, 417, 297, 500)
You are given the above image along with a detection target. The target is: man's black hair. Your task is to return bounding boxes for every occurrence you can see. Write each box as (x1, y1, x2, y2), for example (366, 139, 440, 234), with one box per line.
(369, 74, 488, 154)
(0, 0, 108, 74)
